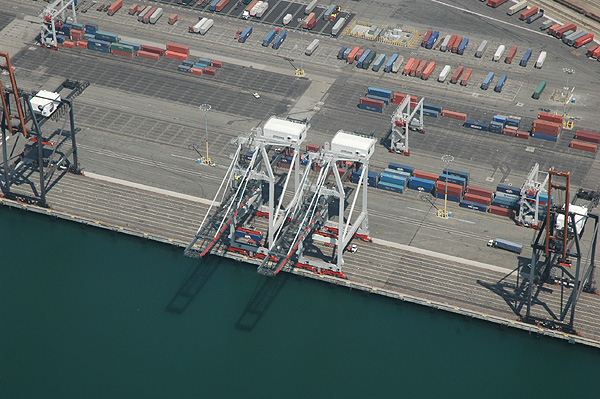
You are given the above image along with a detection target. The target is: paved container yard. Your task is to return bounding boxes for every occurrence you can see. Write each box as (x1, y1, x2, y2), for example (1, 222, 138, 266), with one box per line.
(2, 0, 600, 347)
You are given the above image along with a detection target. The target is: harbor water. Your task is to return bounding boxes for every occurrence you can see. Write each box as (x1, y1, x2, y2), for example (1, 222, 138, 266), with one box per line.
(0, 206, 598, 398)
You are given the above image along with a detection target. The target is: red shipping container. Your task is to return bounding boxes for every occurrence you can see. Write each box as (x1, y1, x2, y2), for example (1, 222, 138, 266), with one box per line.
(354, 48, 365, 62)
(460, 68, 472, 86)
(215, 0, 230, 12)
(593, 47, 600, 59)
(574, 33, 594, 48)
(108, 0, 123, 15)
(548, 24, 561, 35)
(488, 0, 509, 7)
(586, 45, 599, 56)
(360, 97, 385, 108)
(519, 6, 539, 20)
(435, 180, 463, 194)
(451, 36, 462, 53)
(165, 50, 188, 61)
(204, 67, 217, 76)
(574, 130, 600, 143)
(62, 40, 75, 48)
(76, 41, 88, 48)
(413, 171, 439, 181)
(306, 144, 320, 152)
(532, 127, 559, 137)
(137, 5, 146, 15)
(129, 4, 138, 15)
(489, 205, 512, 217)
(554, 24, 577, 38)
(421, 30, 433, 47)
(537, 112, 563, 124)
(70, 29, 84, 41)
(466, 186, 493, 198)
(441, 110, 467, 121)
(137, 50, 160, 60)
(447, 34, 458, 51)
(143, 7, 157, 23)
(410, 59, 422, 76)
(516, 131, 530, 139)
(111, 49, 134, 58)
(190, 67, 203, 76)
(533, 119, 561, 129)
(463, 192, 491, 206)
(166, 43, 189, 55)
(402, 58, 415, 75)
(505, 46, 517, 64)
(303, 13, 316, 29)
(502, 128, 517, 136)
(168, 14, 179, 25)
(450, 66, 464, 84)
(210, 60, 223, 68)
(140, 45, 164, 55)
(347, 46, 360, 63)
(421, 61, 436, 80)
(415, 59, 428, 77)
(570, 140, 597, 152)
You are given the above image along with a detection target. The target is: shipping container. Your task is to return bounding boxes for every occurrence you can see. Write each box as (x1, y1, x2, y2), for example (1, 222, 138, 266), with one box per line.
(437, 65, 451, 82)
(451, 36, 463, 53)
(506, 116, 521, 127)
(403, 57, 416, 75)
(540, 19, 553, 31)
(439, 34, 452, 52)
(303, 12, 317, 29)
(359, 96, 385, 107)
(263, 29, 278, 47)
(391, 55, 404, 73)
(305, 0, 317, 14)
(357, 49, 371, 68)
(358, 104, 383, 113)
(408, 177, 436, 193)
(535, 51, 546, 68)
(548, 23, 562, 35)
(519, 6, 538, 20)
(493, 45, 505, 61)
(554, 23, 576, 38)
(573, 33, 594, 48)
(463, 120, 489, 130)
(574, 129, 600, 143)
(323, 4, 336, 20)
(487, 0, 509, 7)
(346, 46, 360, 62)
(532, 81, 546, 99)
(441, 110, 467, 120)
(457, 37, 469, 55)
(475, 40, 488, 58)
(467, 186, 493, 198)
(505, 45, 517, 63)
(378, 181, 405, 194)
(168, 14, 179, 25)
(494, 74, 507, 92)
(272, 31, 287, 49)
(372, 53, 387, 72)
(383, 53, 399, 72)
(425, 31, 439, 49)
(107, 0, 123, 15)
(562, 30, 582, 44)
(238, 26, 252, 43)
(342, 47, 352, 60)
(361, 51, 377, 69)
(413, 171, 439, 181)
(253, 1, 269, 17)
(590, 46, 600, 58)
(142, 7, 156, 23)
(460, 68, 473, 86)
(531, 132, 558, 141)
(520, 49, 532, 66)
(421, 61, 436, 79)
(450, 66, 464, 84)
(198, 19, 213, 34)
(508, 1, 527, 15)
(415, 59, 428, 77)
(447, 35, 458, 52)
(464, 192, 492, 205)
(460, 200, 488, 212)
(129, 4, 138, 14)
(423, 103, 443, 113)
(421, 30, 433, 47)
(569, 140, 597, 152)
(367, 87, 392, 98)
(490, 238, 522, 254)
(388, 163, 415, 174)
(481, 71, 495, 90)
(190, 17, 207, 33)
(331, 17, 346, 36)
(305, 39, 319, 55)
(496, 183, 520, 195)
(528, 11, 545, 24)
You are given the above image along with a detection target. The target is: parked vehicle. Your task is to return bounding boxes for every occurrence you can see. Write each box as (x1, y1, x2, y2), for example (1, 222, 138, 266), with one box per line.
(305, 39, 319, 55)
(481, 71, 494, 90)
(487, 238, 522, 254)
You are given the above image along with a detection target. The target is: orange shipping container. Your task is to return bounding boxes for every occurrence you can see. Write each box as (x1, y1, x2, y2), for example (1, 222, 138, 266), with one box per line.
(165, 50, 188, 61)
(421, 61, 436, 80)
(415, 59, 428, 77)
(441, 110, 467, 121)
(505, 46, 517, 64)
(537, 112, 563, 124)
(402, 57, 415, 75)
(451, 36, 463, 53)
(137, 50, 160, 60)
(129, 4, 138, 15)
(76, 41, 88, 48)
(570, 140, 597, 152)
(62, 40, 75, 48)
(108, 0, 123, 16)
(460, 68, 472, 86)
(168, 14, 179, 24)
(413, 170, 439, 181)
(347, 46, 360, 63)
(450, 66, 464, 84)
(190, 67, 204, 76)
(166, 43, 189, 55)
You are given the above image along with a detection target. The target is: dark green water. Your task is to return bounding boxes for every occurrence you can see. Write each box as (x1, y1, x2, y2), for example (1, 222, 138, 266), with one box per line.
(1, 206, 598, 398)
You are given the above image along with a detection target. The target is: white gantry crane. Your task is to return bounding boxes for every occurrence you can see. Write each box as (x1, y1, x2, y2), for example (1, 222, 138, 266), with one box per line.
(39, 0, 77, 49)
(389, 94, 424, 156)
(518, 163, 549, 228)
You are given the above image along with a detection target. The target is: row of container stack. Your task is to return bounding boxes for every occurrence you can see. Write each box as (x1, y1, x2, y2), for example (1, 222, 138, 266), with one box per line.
(530, 112, 563, 142)
(357, 87, 392, 113)
(189, 17, 214, 34)
(421, 30, 470, 54)
(129, 4, 178, 24)
(463, 118, 529, 139)
(178, 56, 223, 77)
(570, 129, 599, 153)
(134, 5, 164, 24)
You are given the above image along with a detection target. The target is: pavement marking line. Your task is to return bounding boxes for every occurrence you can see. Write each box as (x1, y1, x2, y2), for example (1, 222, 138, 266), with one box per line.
(372, 237, 514, 273)
(407, 207, 428, 213)
(170, 154, 197, 162)
(84, 172, 218, 206)
(430, 0, 549, 37)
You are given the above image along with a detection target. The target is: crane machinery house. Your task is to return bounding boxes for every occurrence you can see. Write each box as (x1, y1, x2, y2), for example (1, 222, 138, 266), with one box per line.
(261, 117, 308, 143)
(331, 131, 375, 158)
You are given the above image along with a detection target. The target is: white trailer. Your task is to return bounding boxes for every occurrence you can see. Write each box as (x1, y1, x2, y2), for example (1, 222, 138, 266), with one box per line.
(255, 2, 269, 18)
(440, 35, 452, 52)
(507, 1, 527, 15)
(535, 51, 547, 68)
(199, 19, 213, 35)
(149, 8, 163, 24)
(475, 40, 488, 58)
(192, 17, 208, 33)
(438, 65, 451, 82)
(493, 44, 505, 61)
(305, 0, 317, 14)
(250, 1, 263, 16)
(391, 55, 404, 73)
(331, 17, 346, 36)
(305, 38, 319, 55)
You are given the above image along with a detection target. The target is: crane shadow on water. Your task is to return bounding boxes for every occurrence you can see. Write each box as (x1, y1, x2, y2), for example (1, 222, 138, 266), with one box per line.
(165, 256, 219, 315)
(235, 273, 289, 332)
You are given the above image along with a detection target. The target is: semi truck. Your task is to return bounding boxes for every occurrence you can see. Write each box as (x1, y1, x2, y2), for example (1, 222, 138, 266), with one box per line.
(487, 238, 523, 254)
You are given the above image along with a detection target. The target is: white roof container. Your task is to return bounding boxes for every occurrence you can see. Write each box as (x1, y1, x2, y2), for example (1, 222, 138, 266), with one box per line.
(331, 130, 375, 159)
(31, 90, 61, 117)
(261, 117, 308, 143)
(556, 204, 588, 234)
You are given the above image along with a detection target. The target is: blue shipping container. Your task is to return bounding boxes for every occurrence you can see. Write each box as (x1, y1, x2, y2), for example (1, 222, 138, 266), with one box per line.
(337, 46, 347, 59)
(418, 109, 439, 117)
(119, 41, 141, 51)
(88, 38, 111, 47)
(238, 27, 252, 43)
(95, 31, 119, 43)
(494, 74, 507, 92)
(87, 45, 110, 53)
(492, 115, 507, 124)
(408, 177, 435, 193)
(178, 65, 191, 73)
(378, 181, 405, 194)
(489, 121, 504, 133)
(444, 169, 470, 182)
(425, 31, 439, 49)
(435, 192, 461, 202)
(520, 49, 532, 67)
(384, 53, 399, 72)
(209, 0, 220, 11)
(531, 132, 558, 141)
(388, 163, 415, 174)
(85, 23, 98, 31)
(460, 200, 488, 212)
(372, 54, 386, 72)
(357, 49, 372, 68)
(423, 103, 443, 113)
(263, 29, 278, 46)
(384, 169, 411, 178)
(481, 71, 494, 90)
(367, 86, 393, 99)
(272, 31, 287, 49)
(358, 103, 383, 113)
(438, 173, 466, 187)
(506, 117, 521, 128)
(380, 173, 407, 186)
(365, 94, 389, 104)
(495, 191, 520, 201)
(84, 33, 95, 41)
(182, 59, 194, 66)
(496, 183, 519, 195)
(463, 120, 490, 130)
(457, 37, 469, 55)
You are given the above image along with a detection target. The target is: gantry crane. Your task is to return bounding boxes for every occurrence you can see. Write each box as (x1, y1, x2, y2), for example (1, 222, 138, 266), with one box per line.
(39, 0, 78, 49)
(389, 94, 424, 156)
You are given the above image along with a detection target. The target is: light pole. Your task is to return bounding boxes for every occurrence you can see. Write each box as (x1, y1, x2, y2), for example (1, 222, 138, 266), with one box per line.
(437, 154, 454, 219)
(199, 103, 214, 166)
(562, 68, 575, 117)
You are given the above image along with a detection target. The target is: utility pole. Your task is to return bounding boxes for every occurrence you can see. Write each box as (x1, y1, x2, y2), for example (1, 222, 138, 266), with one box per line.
(562, 68, 575, 117)
(199, 103, 215, 167)
(437, 154, 454, 219)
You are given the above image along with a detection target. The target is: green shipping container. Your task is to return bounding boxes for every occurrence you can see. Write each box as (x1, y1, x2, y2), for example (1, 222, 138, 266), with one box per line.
(532, 81, 546, 99)
(110, 43, 134, 54)
(362, 51, 377, 69)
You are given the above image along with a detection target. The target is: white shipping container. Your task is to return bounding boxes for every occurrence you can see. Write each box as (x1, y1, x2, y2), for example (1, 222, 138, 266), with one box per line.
(305, 0, 317, 14)
(199, 19, 213, 35)
(305, 38, 319, 55)
(440, 35, 451, 52)
(250, 1, 263, 16)
(475, 40, 488, 58)
(493, 44, 505, 61)
(283, 13, 292, 25)
(137, 6, 152, 22)
(331, 17, 346, 36)
(149, 8, 163, 24)
(535, 51, 547, 68)
(508, 0, 527, 15)
(255, 2, 269, 18)
(193, 17, 208, 33)
(391, 55, 404, 73)
(438, 65, 451, 82)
